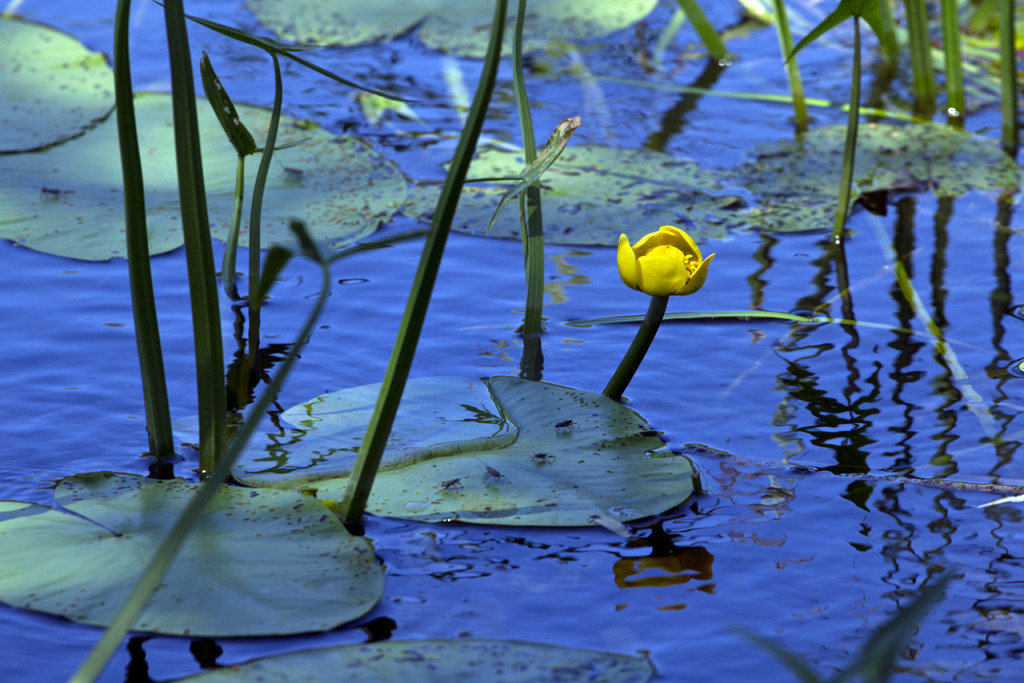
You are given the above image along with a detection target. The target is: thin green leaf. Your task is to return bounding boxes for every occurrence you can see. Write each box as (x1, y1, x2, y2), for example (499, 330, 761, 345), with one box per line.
(181, 10, 410, 101)
(735, 627, 823, 683)
(199, 52, 257, 157)
(486, 116, 581, 233)
(290, 219, 323, 262)
(787, 2, 854, 62)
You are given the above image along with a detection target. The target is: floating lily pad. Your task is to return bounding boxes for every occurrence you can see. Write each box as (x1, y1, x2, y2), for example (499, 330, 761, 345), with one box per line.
(404, 144, 742, 245)
(176, 376, 698, 526)
(0, 472, 382, 636)
(0, 93, 406, 260)
(738, 122, 1024, 232)
(0, 17, 114, 152)
(247, 0, 658, 57)
(172, 639, 654, 681)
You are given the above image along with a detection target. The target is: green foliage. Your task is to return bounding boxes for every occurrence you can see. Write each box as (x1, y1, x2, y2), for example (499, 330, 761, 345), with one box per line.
(176, 376, 698, 526)
(788, 0, 885, 62)
(0, 472, 383, 636)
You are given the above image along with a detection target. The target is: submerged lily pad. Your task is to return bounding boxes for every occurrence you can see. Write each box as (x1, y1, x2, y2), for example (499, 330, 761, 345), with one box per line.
(172, 639, 654, 681)
(0, 17, 114, 152)
(0, 472, 382, 636)
(247, 0, 658, 57)
(738, 122, 1023, 232)
(177, 376, 698, 526)
(404, 144, 741, 245)
(0, 93, 406, 260)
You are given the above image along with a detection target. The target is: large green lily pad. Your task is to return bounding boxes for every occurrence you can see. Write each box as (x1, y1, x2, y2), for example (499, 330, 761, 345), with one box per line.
(404, 144, 741, 245)
(173, 639, 654, 681)
(0, 472, 382, 636)
(247, 0, 659, 57)
(178, 376, 698, 526)
(738, 122, 1023, 232)
(0, 93, 406, 260)
(0, 17, 114, 153)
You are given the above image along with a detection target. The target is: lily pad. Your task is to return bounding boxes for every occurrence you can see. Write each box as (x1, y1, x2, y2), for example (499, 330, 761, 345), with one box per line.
(0, 472, 382, 636)
(404, 144, 742, 245)
(177, 376, 698, 526)
(0, 17, 114, 153)
(738, 122, 1024, 232)
(247, 0, 659, 58)
(172, 639, 654, 681)
(0, 93, 406, 260)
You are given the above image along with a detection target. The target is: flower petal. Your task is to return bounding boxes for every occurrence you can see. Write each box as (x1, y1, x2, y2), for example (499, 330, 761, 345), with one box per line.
(636, 245, 691, 297)
(673, 253, 715, 295)
(616, 233, 639, 291)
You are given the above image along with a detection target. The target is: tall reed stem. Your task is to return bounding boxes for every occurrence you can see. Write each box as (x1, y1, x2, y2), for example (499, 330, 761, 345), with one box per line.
(164, 0, 227, 476)
(833, 17, 862, 244)
(904, 0, 937, 117)
(939, 0, 966, 127)
(999, 0, 1019, 156)
(113, 0, 175, 464)
(770, 0, 808, 132)
(677, 0, 728, 61)
(512, 0, 545, 380)
(337, 0, 509, 522)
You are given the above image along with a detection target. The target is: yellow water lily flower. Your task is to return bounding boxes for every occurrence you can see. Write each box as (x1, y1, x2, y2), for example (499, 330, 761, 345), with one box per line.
(616, 226, 715, 297)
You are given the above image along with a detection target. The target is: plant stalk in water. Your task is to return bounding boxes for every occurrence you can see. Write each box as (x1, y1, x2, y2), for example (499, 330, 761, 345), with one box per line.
(113, 0, 175, 464)
(337, 0, 509, 522)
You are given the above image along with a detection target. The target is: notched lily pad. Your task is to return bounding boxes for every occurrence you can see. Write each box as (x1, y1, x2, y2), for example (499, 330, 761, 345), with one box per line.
(247, 0, 659, 58)
(0, 17, 114, 152)
(404, 144, 742, 245)
(179, 376, 698, 526)
(171, 639, 654, 681)
(738, 122, 1023, 232)
(0, 93, 406, 260)
(0, 472, 382, 636)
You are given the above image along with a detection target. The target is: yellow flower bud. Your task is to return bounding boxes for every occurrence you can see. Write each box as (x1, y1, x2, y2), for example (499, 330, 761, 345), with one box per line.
(616, 226, 714, 297)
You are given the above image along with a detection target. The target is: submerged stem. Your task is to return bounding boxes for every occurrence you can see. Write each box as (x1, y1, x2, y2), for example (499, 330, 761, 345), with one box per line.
(603, 295, 669, 402)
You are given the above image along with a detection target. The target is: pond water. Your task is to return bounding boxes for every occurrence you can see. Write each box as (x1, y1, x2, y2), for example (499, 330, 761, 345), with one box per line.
(2, 0, 1023, 680)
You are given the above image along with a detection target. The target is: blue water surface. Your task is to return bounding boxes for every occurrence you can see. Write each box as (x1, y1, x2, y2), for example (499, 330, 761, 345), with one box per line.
(1, 1, 1023, 681)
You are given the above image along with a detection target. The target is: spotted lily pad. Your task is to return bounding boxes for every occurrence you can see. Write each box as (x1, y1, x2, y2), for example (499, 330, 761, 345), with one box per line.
(177, 376, 698, 526)
(404, 144, 742, 245)
(247, 0, 659, 57)
(0, 93, 406, 260)
(0, 472, 382, 636)
(0, 17, 114, 152)
(172, 639, 654, 681)
(738, 122, 1024, 232)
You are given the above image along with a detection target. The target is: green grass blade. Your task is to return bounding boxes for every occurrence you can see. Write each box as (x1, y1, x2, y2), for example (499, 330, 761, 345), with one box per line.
(199, 53, 257, 156)
(338, 0, 509, 523)
(70, 233, 331, 683)
(164, 0, 227, 476)
(905, 0, 938, 117)
(113, 0, 174, 463)
(246, 52, 284, 359)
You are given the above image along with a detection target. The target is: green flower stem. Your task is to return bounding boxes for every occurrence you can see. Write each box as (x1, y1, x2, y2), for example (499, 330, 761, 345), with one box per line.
(603, 295, 669, 402)
(832, 16, 861, 243)
(512, 0, 545, 380)
(221, 154, 246, 298)
(113, 0, 174, 463)
(337, 0, 508, 523)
